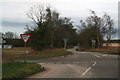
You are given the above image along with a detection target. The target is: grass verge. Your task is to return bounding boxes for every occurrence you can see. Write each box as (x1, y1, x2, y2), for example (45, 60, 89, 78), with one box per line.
(2, 62, 44, 79)
(3, 48, 73, 60)
(25, 49, 72, 59)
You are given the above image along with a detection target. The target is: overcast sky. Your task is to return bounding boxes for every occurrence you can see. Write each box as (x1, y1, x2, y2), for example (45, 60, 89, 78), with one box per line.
(0, 0, 119, 39)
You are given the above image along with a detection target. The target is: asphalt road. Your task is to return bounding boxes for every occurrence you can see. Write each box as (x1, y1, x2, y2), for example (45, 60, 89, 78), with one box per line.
(27, 48, 118, 78)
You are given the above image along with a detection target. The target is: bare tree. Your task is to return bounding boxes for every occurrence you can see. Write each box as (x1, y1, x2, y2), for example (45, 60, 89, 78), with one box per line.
(27, 4, 46, 27)
(102, 13, 116, 48)
(78, 10, 116, 48)
(46, 7, 60, 48)
(26, 4, 60, 49)
(3, 32, 14, 39)
(79, 10, 103, 48)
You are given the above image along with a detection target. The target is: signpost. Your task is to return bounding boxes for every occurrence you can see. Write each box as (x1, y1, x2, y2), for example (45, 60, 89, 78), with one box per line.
(91, 39, 96, 48)
(20, 34, 31, 63)
(63, 38, 69, 49)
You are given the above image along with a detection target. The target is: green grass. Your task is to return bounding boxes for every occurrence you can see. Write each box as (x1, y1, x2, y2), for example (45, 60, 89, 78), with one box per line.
(2, 62, 44, 79)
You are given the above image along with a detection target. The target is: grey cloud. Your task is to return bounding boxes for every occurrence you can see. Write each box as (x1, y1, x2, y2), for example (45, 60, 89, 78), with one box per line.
(2, 20, 32, 27)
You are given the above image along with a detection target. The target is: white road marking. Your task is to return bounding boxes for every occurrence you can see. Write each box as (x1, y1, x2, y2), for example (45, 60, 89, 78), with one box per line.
(82, 67, 91, 76)
(92, 62, 96, 66)
(94, 55, 101, 58)
(81, 61, 97, 76)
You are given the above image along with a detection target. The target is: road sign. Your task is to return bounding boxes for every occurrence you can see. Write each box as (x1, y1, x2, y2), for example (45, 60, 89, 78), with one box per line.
(63, 38, 69, 49)
(91, 39, 96, 48)
(20, 34, 31, 44)
(20, 34, 31, 63)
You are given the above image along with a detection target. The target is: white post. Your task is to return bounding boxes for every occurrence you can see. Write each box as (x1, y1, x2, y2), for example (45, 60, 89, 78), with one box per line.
(63, 38, 68, 49)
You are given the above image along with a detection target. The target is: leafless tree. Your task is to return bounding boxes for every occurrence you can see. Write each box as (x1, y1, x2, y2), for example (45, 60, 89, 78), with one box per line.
(27, 4, 60, 48)
(79, 10, 103, 48)
(46, 7, 60, 48)
(102, 13, 116, 48)
(3, 32, 14, 39)
(79, 10, 116, 48)
(27, 4, 46, 27)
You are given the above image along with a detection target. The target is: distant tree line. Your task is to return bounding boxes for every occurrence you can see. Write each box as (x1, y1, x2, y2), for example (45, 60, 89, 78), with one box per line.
(2, 32, 19, 39)
(1, 32, 24, 47)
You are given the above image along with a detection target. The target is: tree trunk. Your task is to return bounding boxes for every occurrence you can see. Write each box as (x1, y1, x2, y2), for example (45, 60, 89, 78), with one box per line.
(50, 32, 54, 48)
(97, 33, 100, 48)
(106, 36, 111, 49)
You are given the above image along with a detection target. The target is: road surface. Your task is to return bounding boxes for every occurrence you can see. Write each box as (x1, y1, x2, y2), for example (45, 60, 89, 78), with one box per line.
(27, 48, 118, 78)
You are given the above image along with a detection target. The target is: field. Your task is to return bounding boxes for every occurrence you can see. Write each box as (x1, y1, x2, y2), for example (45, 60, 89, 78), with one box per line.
(76, 47, 119, 55)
